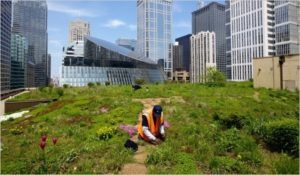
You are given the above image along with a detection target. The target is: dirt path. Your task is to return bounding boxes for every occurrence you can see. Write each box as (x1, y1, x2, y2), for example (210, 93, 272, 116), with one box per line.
(120, 98, 164, 174)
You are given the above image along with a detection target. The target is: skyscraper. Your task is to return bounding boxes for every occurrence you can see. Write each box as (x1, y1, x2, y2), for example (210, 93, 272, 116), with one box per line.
(274, 0, 300, 55)
(192, 2, 226, 78)
(172, 42, 183, 71)
(228, 0, 276, 81)
(137, 0, 173, 78)
(190, 32, 216, 83)
(175, 34, 192, 72)
(12, 0, 48, 87)
(10, 33, 27, 89)
(1, 0, 12, 92)
(69, 19, 90, 43)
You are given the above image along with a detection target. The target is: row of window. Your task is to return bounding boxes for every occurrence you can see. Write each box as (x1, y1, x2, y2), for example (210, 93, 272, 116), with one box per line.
(231, 0, 263, 18)
(232, 64, 252, 80)
(275, 24, 290, 42)
(232, 46, 264, 65)
(232, 28, 264, 48)
(231, 11, 264, 33)
(275, 6, 289, 24)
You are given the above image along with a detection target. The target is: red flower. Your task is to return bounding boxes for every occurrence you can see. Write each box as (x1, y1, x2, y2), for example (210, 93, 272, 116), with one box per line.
(39, 141, 46, 150)
(52, 137, 58, 145)
(41, 135, 47, 142)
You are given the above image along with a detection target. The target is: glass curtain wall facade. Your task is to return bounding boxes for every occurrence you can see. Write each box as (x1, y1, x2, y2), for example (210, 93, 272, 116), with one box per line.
(1, 0, 12, 92)
(12, 0, 48, 87)
(274, 0, 300, 55)
(192, 2, 226, 78)
(172, 42, 183, 71)
(10, 34, 27, 89)
(137, 0, 173, 79)
(60, 36, 166, 86)
(175, 34, 192, 72)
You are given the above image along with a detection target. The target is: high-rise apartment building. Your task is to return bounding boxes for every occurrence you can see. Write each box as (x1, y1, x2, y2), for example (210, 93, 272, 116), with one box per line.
(116, 39, 137, 51)
(10, 34, 27, 89)
(190, 32, 216, 83)
(192, 2, 226, 77)
(137, 0, 173, 78)
(12, 0, 48, 87)
(175, 34, 192, 72)
(274, 0, 300, 55)
(1, 0, 12, 92)
(229, 0, 276, 81)
(69, 19, 90, 43)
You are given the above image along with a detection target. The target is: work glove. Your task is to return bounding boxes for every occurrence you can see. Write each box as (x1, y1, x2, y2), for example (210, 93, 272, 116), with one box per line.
(150, 139, 161, 145)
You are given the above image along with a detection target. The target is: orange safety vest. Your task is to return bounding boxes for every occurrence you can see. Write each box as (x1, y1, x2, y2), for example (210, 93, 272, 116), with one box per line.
(138, 109, 164, 141)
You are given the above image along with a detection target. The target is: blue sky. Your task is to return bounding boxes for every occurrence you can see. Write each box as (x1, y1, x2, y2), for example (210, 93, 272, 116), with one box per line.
(48, 0, 224, 78)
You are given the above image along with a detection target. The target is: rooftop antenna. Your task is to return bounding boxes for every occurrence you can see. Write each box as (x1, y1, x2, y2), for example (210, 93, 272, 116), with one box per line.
(198, 0, 205, 9)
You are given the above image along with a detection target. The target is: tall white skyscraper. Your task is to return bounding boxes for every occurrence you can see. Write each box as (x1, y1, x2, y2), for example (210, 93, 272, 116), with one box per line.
(190, 31, 216, 83)
(229, 0, 276, 81)
(69, 19, 90, 43)
(137, 0, 173, 78)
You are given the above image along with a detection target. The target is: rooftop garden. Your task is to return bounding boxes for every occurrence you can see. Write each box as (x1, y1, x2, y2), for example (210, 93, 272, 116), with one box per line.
(1, 81, 299, 174)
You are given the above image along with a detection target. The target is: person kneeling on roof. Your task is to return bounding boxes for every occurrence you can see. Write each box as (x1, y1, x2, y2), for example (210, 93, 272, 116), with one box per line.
(138, 105, 165, 145)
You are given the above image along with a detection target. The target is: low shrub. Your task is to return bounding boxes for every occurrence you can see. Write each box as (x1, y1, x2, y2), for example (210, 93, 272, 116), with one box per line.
(96, 126, 117, 141)
(63, 84, 69, 88)
(105, 81, 110, 86)
(87, 82, 95, 88)
(134, 78, 145, 85)
(10, 127, 23, 135)
(263, 118, 299, 156)
(216, 128, 258, 155)
(209, 156, 250, 173)
(56, 88, 64, 97)
(272, 154, 299, 174)
(213, 113, 246, 129)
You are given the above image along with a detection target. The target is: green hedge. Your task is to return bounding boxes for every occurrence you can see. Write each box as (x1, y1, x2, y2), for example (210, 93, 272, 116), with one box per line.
(263, 118, 299, 156)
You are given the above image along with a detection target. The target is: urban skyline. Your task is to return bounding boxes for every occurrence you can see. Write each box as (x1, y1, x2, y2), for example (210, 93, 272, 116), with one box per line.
(1, 0, 299, 88)
(47, 0, 202, 79)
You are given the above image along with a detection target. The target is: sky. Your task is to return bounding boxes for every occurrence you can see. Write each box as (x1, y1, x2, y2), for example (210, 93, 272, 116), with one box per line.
(48, 0, 224, 78)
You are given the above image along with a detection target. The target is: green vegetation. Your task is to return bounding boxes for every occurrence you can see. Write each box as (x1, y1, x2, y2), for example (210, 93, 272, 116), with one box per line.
(1, 81, 299, 174)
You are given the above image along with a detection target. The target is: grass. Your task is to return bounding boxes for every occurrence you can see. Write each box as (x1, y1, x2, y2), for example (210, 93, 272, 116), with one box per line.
(1, 82, 299, 174)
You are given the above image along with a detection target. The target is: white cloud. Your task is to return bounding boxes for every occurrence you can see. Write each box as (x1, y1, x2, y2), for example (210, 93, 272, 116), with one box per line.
(48, 1, 98, 17)
(104, 19, 126, 28)
(175, 21, 191, 28)
(103, 19, 136, 30)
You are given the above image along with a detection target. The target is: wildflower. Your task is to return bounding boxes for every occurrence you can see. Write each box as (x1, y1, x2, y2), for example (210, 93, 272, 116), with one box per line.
(52, 137, 58, 145)
(39, 141, 46, 150)
(41, 135, 47, 142)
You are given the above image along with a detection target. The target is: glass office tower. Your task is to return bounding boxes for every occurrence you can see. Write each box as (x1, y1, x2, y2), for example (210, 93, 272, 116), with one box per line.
(274, 0, 300, 55)
(137, 0, 173, 79)
(1, 0, 12, 92)
(12, 0, 48, 87)
(10, 34, 27, 89)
